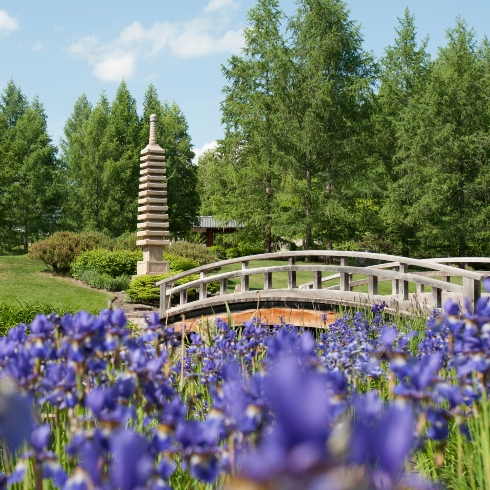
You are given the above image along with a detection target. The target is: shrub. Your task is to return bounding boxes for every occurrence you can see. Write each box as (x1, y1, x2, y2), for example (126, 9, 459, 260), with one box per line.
(164, 253, 199, 272)
(163, 241, 218, 266)
(225, 247, 241, 259)
(71, 249, 142, 279)
(208, 245, 227, 260)
(28, 232, 83, 273)
(114, 232, 138, 251)
(28, 231, 116, 274)
(126, 273, 219, 304)
(78, 269, 130, 292)
(238, 245, 264, 257)
(78, 231, 114, 251)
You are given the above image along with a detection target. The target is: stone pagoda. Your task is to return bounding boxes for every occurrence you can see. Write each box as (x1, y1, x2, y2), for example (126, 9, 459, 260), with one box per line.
(136, 114, 170, 276)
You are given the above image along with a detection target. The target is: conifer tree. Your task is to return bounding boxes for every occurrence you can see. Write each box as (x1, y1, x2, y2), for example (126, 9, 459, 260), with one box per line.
(376, 9, 432, 256)
(2, 98, 61, 251)
(102, 80, 141, 236)
(219, 0, 287, 252)
(277, 0, 376, 250)
(59, 94, 93, 230)
(397, 19, 490, 257)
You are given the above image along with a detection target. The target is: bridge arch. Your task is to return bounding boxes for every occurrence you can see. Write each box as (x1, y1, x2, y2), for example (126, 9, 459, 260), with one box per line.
(156, 251, 489, 322)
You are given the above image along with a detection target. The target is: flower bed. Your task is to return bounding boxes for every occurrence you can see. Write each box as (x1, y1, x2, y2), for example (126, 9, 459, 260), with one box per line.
(0, 293, 488, 488)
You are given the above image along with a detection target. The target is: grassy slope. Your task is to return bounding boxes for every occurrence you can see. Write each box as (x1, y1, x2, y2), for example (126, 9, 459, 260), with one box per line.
(0, 255, 111, 311)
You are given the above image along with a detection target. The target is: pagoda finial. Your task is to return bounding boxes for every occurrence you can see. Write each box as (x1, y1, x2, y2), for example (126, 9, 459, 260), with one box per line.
(149, 114, 157, 145)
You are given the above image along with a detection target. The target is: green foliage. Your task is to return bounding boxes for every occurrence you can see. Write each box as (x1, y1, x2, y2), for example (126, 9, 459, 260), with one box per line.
(126, 273, 175, 303)
(208, 245, 227, 260)
(164, 253, 199, 272)
(77, 269, 130, 292)
(0, 302, 76, 333)
(77, 231, 114, 250)
(126, 272, 219, 304)
(27, 231, 115, 274)
(71, 249, 142, 279)
(0, 82, 63, 252)
(28, 232, 84, 273)
(101, 80, 141, 236)
(113, 232, 138, 251)
(163, 241, 218, 266)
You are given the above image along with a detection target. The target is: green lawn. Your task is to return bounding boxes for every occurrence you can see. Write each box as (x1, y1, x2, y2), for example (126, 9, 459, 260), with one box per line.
(0, 255, 111, 311)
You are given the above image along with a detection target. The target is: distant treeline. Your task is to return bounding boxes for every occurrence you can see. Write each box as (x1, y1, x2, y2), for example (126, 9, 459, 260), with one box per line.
(0, 80, 199, 253)
(2, 0, 490, 259)
(198, 0, 490, 258)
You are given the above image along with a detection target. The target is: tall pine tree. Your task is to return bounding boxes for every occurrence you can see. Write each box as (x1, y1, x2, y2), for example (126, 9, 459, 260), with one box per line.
(377, 9, 432, 256)
(397, 19, 490, 257)
(219, 0, 287, 251)
(2, 97, 61, 251)
(276, 0, 376, 250)
(102, 80, 141, 236)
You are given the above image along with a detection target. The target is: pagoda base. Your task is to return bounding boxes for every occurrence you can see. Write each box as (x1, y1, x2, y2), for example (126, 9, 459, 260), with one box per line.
(137, 260, 169, 276)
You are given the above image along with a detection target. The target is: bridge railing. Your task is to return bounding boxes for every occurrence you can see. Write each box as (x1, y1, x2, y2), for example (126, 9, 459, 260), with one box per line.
(300, 257, 490, 290)
(156, 251, 488, 317)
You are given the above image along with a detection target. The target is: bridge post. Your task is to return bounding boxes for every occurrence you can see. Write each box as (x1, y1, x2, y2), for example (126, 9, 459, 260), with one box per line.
(340, 257, 350, 291)
(241, 261, 249, 291)
(199, 271, 207, 300)
(159, 282, 168, 317)
(432, 287, 442, 308)
(463, 277, 481, 306)
(399, 263, 409, 301)
(416, 283, 425, 294)
(313, 271, 322, 289)
(368, 275, 378, 296)
(288, 257, 296, 289)
(392, 267, 399, 295)
(220, 278, 228, 296)
(180, 288, 187, 305)
(264, 272, 273, 290)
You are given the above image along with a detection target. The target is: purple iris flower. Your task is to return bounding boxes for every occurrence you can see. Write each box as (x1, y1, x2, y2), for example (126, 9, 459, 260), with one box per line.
(426, 407, 449, 440)
(239, 355, 335, 482)
(30, 424, 50, 452)
(0, 386, 34, 451)
(109, 429, 154, 490)
(351, 400, 415, 484)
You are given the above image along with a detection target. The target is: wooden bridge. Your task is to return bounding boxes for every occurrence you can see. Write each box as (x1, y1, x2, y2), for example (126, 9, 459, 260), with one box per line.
(157, 251, 490, 324)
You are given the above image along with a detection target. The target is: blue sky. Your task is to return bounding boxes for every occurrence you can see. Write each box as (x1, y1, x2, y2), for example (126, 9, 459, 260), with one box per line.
(1, 0, 490, 161)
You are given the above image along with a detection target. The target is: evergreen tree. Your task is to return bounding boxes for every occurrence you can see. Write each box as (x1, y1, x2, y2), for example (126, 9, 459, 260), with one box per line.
(376, 9, 432, 256)
(102, 80, 141, 236)
(2, 98, 61, 251)
(0, 79, 28, 130)
(78, 92, 110, 231)
(397, 19, 490, 257)
(141, 84, 199, 237)
(277, 0, 376, 250)
(59, 94, 93, 230)
(0, 80, 29, 249)
(219, 0, 287, 252)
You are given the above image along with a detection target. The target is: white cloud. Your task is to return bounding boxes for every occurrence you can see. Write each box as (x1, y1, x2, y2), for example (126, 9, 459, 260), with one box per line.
(32, 41, 43, 51)
(204, 0, 240, 13)
(0, 10, 19, 37)
(68, 4, 244, 81)
(193, 140, 218, 164)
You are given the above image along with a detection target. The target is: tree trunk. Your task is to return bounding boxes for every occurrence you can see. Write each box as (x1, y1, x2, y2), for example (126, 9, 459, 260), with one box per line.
(305, 168, 312, 250)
